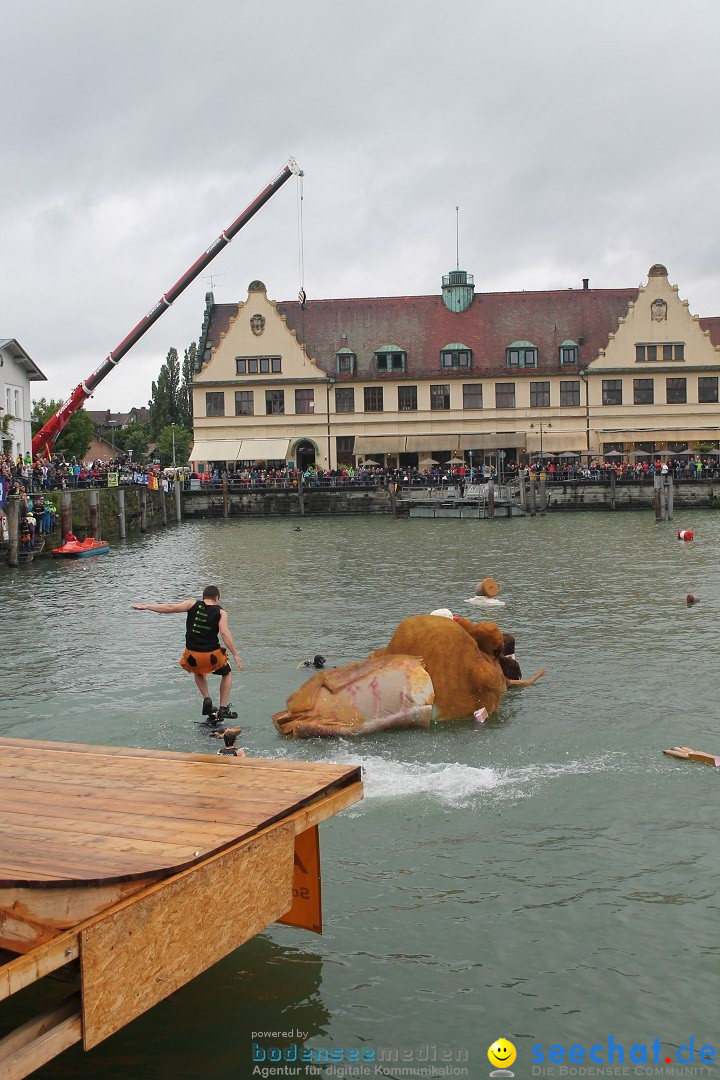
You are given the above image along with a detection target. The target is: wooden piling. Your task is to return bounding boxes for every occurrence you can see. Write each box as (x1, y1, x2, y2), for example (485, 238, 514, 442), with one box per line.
(610, 470, 616, 511)
(159, 485, 167, 527)
(487, 478, 495, 518)
(139, 488, 147, 533)
(528, 474, 537, 516)
(298, 470, 305, 517)
(539, 472, 547, 512)
(174, 479, 182, 523)
(654, 475, 662, 521)
(88, 490, 99, 539)
(117, 489, 127, 539)
(660, 478, 667, 521)
(60, 491, 73, 539)
(6, 496, 19, 568)
(222, 473, 229, 519)
(518, 470, 527, 510)
(667, 475, 674, 520)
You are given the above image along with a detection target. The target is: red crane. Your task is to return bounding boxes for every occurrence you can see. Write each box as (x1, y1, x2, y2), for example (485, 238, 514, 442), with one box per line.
(32, 158, 302, 458)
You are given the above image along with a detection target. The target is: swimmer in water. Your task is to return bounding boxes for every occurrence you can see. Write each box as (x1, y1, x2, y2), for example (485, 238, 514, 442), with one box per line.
(298, 653, 326, 669)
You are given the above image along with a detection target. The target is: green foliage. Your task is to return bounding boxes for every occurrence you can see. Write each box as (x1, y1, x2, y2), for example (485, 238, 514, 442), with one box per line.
(32, 398, 94, 460)
(112, 421, 150, 460)
(179, 342, 196, 430)
(148, 347, 181, 437)
(155, 425, 192, 466)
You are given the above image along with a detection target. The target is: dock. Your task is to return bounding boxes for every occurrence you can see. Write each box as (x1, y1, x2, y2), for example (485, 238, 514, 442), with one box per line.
(0, 736, 362, 1078)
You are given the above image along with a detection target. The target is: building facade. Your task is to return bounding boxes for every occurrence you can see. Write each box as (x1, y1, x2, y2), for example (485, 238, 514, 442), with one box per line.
(190, 265, 720, 471)
(0, 339, 47, 459)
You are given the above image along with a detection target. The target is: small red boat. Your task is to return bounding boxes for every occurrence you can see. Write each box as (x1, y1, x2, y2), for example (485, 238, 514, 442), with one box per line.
(52, 535, 110, 558)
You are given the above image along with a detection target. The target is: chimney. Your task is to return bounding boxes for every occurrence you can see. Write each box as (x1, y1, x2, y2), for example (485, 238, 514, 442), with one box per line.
(582, 278, 590, 290)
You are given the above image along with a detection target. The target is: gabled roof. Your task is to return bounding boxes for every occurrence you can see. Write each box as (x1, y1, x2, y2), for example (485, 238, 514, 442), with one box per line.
(203, 287, 639, 379)
(0, 338, 47, 381)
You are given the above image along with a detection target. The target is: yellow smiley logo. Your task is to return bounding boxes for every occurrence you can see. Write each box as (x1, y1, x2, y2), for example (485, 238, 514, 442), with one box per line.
(488, 1039, 517, 1069)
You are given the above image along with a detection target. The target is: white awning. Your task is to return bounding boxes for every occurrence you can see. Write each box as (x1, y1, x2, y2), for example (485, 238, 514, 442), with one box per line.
(354, 435, 407, 455)
(600, 428, 719, 443)
(406, 435, 460, 452)
(526, 432, 586, 453)
(190, 440, 242, 462)
(237, 438, 290, 461)
(459, 433, 522, 450)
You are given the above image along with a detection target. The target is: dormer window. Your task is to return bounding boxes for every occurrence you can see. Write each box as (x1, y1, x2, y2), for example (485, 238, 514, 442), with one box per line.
(440, 343, 472, 369)
(559, 340, 579, 365)
(336, 348, 356, 375)
(506, 341, 538, 368)
(374, 345, 406, 373)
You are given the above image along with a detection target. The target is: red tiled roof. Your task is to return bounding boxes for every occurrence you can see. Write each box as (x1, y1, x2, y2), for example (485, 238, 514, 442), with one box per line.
(699, 317, 720, 347)
(204, 288, 639, 379)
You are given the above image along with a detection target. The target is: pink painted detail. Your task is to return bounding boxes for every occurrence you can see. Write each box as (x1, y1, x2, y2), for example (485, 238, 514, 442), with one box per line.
(714, 757, 720, 767)
(474, 707, 488, 724)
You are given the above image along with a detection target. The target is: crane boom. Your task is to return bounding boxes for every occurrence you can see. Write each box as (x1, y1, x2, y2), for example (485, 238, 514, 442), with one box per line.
(32, 158, 302, 458)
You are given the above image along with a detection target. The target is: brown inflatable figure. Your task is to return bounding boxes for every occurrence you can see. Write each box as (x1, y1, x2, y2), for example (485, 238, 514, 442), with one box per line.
(273, 655, 434, 738)
(375, 613, 506, 722)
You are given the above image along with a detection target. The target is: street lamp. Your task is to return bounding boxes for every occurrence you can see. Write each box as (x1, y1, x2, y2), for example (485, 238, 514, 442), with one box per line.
(530, 421, 552, 460)
(171, 423, 176, 467)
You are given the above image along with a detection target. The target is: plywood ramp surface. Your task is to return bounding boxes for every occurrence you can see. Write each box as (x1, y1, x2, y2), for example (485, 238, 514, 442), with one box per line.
(0, 738, 361, 888)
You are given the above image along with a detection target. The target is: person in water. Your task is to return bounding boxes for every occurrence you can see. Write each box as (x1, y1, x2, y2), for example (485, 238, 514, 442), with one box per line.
(299, 654, 326, 669)
(133, 584, 243, 722)
(498, 632, 545, 688)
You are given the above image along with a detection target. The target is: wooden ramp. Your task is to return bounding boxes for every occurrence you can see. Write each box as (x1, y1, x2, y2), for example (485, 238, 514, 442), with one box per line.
(0, 737, 362, 1078)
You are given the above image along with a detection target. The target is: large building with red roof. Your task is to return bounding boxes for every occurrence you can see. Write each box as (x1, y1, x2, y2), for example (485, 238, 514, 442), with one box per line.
(190, 263, 720, 471)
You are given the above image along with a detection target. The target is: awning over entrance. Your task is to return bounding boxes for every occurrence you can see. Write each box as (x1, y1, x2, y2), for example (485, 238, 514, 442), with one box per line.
(526, 432, 586, 453)
(459, 433, 521, 450)
(190, 440, 242, 461)
(600, 428, 718, 443)
(354, 436, 407, 455)
(238, 438, 290, 461)
(406, 435, 459, 453)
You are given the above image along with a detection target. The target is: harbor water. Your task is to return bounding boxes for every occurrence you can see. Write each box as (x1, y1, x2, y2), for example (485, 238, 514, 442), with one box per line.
(1, 509, 719, 1077)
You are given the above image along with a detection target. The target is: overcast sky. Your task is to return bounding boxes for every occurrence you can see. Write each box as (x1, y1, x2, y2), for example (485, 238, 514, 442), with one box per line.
(3, 0, 719, 413)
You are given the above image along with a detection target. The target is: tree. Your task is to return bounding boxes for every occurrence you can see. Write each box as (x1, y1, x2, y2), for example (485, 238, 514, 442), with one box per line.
(155, 425, 192, 466)
(112, 420, 150, 461)
(179, 342, 196, 430)
(32, 398, 94, 461)
(148, 347, 181, 437)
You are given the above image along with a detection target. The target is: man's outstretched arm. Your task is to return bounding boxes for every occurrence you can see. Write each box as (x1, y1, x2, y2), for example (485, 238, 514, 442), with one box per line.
(133, 600, 195, 613)
(218, 609, 244, 671)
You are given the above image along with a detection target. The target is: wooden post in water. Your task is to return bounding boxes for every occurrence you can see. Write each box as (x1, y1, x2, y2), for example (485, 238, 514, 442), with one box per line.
(660, 477, 667, 521)
(222, 472, 229, 519)
(140, 487, 148, 533)
(610, 469, 616, 511)
(539, 471, 547, 512)
(60, 491, 73, 538)
(117, 488, 127, 539)
(518, 469, 527, 510)
(6, 495, 19, 567)
(88, 490, 99, 539)
(487, 478, 495, 518)
(298, 469, 305, 517)
(666, 475, 674, 520)
(159, 484, 167, 526)
(174, 479, 182, 523)
(385, 481, 397, 518)
(654, 475, 662, 521)
(528, 474, 537, 516)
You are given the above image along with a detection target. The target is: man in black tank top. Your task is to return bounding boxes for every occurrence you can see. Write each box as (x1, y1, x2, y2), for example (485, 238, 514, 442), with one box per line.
(133, 584, 244, 723)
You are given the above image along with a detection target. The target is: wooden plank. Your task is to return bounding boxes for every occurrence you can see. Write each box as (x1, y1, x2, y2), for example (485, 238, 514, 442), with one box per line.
(0, 737, 358, 783)
(81, 820, 295, 1048)
(0, 935, 79, 1002)
(0, 773, 362, 886)
(0, 994, 81, 1080)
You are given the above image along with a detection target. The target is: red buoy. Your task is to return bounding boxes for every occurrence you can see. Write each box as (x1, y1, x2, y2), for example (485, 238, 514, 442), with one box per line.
(677, 529, 694, 541)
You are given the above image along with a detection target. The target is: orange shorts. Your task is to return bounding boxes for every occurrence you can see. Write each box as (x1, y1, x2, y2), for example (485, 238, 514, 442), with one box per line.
(179, 647, 230, 676)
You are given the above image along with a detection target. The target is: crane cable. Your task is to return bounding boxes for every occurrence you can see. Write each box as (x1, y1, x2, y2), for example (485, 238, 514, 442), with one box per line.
(297, 172, 306, 311)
